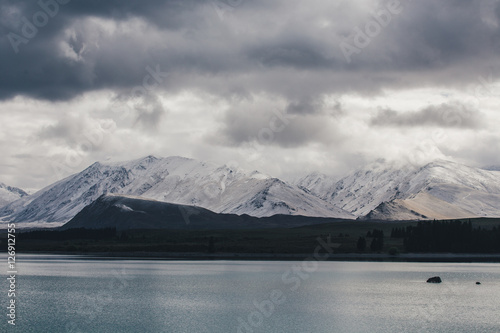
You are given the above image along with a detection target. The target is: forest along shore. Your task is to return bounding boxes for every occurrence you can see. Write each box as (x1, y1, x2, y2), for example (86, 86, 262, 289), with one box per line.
(2, 218, 498, 262)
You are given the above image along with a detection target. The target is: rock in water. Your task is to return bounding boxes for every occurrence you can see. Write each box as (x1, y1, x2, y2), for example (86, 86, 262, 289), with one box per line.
(426, 276, 442, 283)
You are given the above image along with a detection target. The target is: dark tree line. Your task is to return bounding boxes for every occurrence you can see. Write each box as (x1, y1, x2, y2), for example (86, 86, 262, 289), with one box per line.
(356, 236, 366, 251)
(21, 228, 117, 241)
(357, 229, 384, 252)
(403, 220, 500, 253)
(390, 226, 412, 238)
(370, 233, 384, 251)
(370, 229, 384, 251)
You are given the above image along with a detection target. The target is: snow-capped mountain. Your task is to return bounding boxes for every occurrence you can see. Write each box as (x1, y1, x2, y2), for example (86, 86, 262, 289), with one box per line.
(0, 183, 28, 208)
(295, 160, 415, 216)
(297, 160, 500, 220)
(0, 155, 352, 226)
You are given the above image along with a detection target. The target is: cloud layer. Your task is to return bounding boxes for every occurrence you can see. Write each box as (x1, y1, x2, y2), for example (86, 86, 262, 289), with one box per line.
(0, 0, 499, 188)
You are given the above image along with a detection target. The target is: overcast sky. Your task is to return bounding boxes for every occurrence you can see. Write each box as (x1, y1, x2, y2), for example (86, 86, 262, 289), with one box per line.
(1, 0, 500, 190)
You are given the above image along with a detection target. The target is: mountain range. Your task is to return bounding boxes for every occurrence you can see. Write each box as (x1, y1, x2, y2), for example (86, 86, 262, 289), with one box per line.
(295, 159, 500, 220)
(1, 156, 499, 228)
(0, 155, 351, 227)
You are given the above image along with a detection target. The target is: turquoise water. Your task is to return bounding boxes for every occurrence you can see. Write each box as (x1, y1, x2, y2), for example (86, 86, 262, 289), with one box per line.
(2, 255, 500, 332)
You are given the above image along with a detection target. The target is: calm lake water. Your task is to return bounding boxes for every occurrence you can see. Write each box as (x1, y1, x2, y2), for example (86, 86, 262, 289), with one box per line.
(2, 255, 500, 332)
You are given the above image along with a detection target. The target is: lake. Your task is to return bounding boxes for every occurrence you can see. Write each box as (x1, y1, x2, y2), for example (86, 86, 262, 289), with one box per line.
(2, 255, 500, 332)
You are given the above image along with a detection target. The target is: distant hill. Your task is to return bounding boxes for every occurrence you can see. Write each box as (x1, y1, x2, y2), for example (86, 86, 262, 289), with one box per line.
(61, 194, 347, 231)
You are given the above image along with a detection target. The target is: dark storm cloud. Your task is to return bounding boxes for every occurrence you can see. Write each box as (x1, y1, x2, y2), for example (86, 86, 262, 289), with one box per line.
(1, 0, 198, 30)
(370, 103, 485, 129)
(0, 0, 206, 100)
(1, 0, 500, 102)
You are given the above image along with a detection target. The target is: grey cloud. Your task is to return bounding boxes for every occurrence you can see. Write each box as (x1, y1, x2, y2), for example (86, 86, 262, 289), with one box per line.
(37, 115, 86, 145)
(36, 114, 110, 151)
(132, 94, 167, 131)
(284, 97, 343, 119)
(211, 101, 341, 148)
(248, 42, 335, 70)
(371, 103, 485, 129)
(285, 98, 322, 115)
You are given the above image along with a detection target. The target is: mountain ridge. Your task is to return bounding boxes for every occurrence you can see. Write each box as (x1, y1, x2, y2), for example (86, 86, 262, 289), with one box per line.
(2, 156, 499, 227)
(0, 155, 352, 226)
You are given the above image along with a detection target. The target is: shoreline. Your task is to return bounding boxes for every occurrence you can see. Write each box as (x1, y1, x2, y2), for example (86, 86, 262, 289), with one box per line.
(13, 251, 500, 262)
